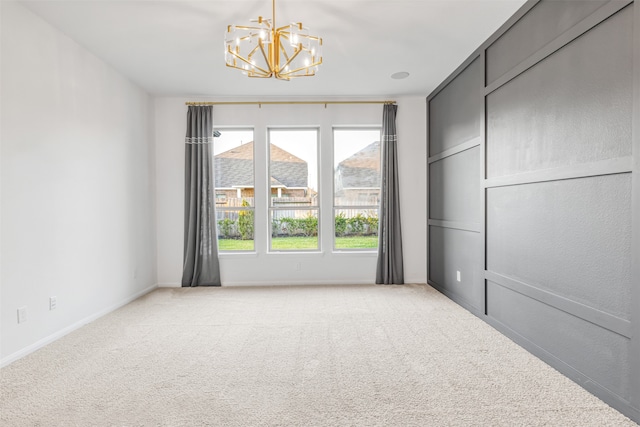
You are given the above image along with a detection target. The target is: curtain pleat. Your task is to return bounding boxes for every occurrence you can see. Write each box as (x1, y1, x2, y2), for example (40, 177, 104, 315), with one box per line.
(182, 106, 221, 287)
(376, 104, 404, 285)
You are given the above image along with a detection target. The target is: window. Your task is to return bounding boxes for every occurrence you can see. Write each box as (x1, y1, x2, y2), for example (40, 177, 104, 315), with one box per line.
(268, 128, 319, 251)
(210, 106, 382, 256)
(213, 129, 255, 251)
(333, 128, 381, 250)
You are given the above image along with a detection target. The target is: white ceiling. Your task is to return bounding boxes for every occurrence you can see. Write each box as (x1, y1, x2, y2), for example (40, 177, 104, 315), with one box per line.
(21, 0, 527, 98)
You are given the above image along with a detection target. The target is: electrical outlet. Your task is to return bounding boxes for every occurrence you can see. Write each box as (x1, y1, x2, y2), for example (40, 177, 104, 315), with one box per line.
(456, 271, 461, 282)
(50, 296, 57, 311)
(295, 262, 302, 271)
(17, 307, 27, 324)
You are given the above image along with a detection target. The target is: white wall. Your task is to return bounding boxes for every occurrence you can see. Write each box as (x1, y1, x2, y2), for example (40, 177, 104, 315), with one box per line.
(395, 97, 428, 284)
(0, 1, 157, 364)
(155, 96, 426, 286)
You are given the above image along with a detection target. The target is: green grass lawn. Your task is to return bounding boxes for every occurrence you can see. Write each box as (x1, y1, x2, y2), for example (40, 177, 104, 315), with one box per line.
(272, 236, 318, 250)
(335, 235, 378, 249)
(218, 239, 254, 251)
(218, 235, 377, 251)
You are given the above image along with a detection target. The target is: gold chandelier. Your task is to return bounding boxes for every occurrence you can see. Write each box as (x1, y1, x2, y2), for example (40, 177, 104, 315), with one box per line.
(224, 0, 323, 80)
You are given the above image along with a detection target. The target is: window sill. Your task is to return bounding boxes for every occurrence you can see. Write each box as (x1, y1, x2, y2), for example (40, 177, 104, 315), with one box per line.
(265, 251, 325, 257)
(332, 250, 378, 256)
(218, 251, 259, 258)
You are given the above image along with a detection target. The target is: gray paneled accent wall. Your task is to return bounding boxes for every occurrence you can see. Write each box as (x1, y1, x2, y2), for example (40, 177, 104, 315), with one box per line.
(428, 56, 483, 313)
(427, 0, 639, 422)
(486, 5, 633, 178)
(485, 0, 608, 84)
(428, 58, 482, 156)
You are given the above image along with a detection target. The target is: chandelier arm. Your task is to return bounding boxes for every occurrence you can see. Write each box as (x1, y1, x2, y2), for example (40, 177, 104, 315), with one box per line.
(246, 45, 268, 76)
(226, 62, 269, 78)
(277, 30, 322, 45)
(256, 42, 274, 75)
(279, 45, 302, 71)
(226, 51, 247, 67)
(247, 43, 263, 62)
(281, 73, 316, 78)
(226, 52, 269, 77)
(279, 40, 292, 63)
(279, 62, 317, 77)
(233, 25, 266, 31)
(234, 35, 253, 44)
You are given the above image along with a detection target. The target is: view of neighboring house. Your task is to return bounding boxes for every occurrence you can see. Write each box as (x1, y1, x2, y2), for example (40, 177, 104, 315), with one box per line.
(269, 143, 311, 199)
(335, 141, 381, 205)
(214, 141, 312, 206)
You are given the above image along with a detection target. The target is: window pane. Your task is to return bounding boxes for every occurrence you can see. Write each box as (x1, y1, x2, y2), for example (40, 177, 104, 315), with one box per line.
(216, 209, 254, 251)
(269, 129, 318, 207)
(334, 129, 381, 207)
(214, 129, 255, 252)
(334, 208, 379, 250)
(271, 209, 318, 251)
(334, 129, 381, 251)
(214, 129, 255, 207)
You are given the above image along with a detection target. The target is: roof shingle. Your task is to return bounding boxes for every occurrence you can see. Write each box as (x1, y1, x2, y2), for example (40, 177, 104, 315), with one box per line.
(214, 141, 308, 189)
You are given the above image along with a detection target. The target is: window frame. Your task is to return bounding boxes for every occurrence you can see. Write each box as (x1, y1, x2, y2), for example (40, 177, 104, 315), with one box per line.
(212, 127, 256, 253)
(332, 126, 382, 252)
(267, 126, 321, 253)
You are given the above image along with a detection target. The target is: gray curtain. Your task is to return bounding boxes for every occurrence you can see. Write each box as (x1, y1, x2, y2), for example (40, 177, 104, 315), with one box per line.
(182, 106, 221, 287)
(376, 104, 404, 284)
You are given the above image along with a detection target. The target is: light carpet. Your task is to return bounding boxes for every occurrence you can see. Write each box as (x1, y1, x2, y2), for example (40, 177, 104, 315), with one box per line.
(1, 284, 636, 426)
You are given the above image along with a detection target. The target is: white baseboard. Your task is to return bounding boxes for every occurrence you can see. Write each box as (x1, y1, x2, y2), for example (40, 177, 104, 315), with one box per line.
(1, 283, 158, 368)
(157, 282, 181, 288)
(159, 280, 426, 288)
(159, 281, 372, 287)
(223, 279, 375, 287)
(405, 277, 427, 286)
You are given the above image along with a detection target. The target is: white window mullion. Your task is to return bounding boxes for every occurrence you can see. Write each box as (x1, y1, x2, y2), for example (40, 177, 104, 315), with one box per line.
(253, 119, 268, 255)
(319, 115, 334, 254)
